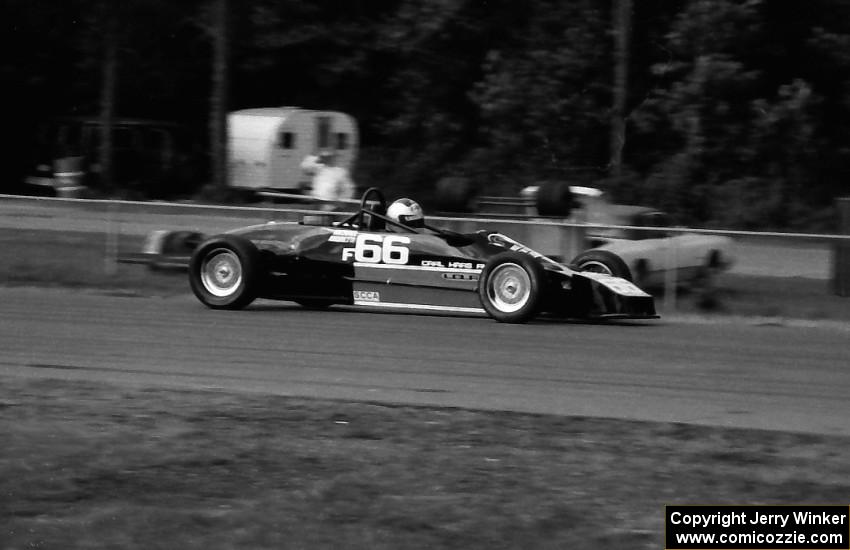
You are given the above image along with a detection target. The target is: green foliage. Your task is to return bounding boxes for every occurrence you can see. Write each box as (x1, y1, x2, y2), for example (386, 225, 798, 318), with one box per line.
(630, 0, 845, 229)
(3, 0, 850, 229)
(471, 0, 611, 192)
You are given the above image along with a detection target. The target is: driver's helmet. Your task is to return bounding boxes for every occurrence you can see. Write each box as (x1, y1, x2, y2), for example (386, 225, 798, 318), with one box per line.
(387, 198, 425, 227)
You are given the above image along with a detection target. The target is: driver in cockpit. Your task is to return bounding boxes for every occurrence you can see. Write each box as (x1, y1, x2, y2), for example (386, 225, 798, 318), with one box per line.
(385, 198, 425, 228)
(385, 197, 478, 247)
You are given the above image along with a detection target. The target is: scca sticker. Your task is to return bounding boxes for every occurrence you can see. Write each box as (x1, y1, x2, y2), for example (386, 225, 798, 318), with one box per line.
(353, 290, 381, 302)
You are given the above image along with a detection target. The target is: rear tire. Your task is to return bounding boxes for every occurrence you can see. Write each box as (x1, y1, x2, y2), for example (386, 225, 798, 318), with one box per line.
(189, 235, 261, 309)
(571, 250, 633, 281)
(693, 250, 723, 291)
(478, 252, 545, 323)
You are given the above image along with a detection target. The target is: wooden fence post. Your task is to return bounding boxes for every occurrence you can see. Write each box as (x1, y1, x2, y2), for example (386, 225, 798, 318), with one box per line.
(834, 197, 850, 296)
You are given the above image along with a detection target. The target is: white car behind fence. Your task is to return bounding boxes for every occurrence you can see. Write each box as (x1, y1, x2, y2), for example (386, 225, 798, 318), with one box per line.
(571, 206, 735, 290)
(464, 183, 736, 290)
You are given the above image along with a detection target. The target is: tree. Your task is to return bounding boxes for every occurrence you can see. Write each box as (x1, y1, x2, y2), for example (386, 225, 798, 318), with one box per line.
(630, 0, 841, 228)
(4, 0, 850, 228)
(470, 0, 611, 192)
(0, 0, 86, 188)
(630, 0, 766, 224)
(610, 0, 632, 178)
(97, 1, 120, 191)
(209, 0, 230, 193)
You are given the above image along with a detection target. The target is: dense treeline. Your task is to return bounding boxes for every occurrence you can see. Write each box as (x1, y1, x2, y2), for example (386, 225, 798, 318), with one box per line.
(2, 0, 849, 230)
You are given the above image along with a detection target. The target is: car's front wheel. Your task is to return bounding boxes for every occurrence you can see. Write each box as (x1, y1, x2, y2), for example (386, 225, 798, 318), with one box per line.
(571, 250, 633, 281)
(189, 235, 261, 309)
(478, 252, 545, 323)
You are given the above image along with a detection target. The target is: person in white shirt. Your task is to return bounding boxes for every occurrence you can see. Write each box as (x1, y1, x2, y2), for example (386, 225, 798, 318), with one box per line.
(300, 150, 355, 210)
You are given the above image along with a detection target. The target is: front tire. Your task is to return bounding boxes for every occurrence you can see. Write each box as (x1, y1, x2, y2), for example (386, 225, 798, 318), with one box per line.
(189, 235, 261, 309)
(478, 252, 546, 323)
(571, 250, 632, 281)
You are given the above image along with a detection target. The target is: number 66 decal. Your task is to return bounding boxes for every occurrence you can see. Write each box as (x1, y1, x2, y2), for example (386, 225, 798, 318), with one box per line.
(342, 234, 411, 264)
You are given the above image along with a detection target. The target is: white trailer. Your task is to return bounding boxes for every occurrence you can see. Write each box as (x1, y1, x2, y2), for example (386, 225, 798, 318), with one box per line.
(228, 107, 358, 195)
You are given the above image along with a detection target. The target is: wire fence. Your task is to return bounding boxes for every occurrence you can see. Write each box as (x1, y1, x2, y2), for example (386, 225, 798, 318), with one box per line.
(1, 193, 849, 312)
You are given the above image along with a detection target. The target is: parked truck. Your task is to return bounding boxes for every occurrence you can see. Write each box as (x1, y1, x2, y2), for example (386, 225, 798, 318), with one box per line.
(22, 116, 193, 198)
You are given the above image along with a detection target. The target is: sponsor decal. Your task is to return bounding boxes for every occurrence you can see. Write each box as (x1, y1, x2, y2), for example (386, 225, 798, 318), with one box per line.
(442, 273, 479, 281)
(488, 233, 548, 260)
(328, 229, 358, 243)
(421, 260, 485, 270)
(509, 243, 546, 259)
(342, 234, 411, 264)
(580, 271, 648, 297)
(353, 290, 381, 302)
(353, 301, 485, 313)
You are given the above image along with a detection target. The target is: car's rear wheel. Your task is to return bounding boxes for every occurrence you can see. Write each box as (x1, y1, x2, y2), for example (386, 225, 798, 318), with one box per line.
(189, 235, 260, 309)
(478, 252, 545, 323)
(571, 250, 633, 281)
(693, 250, 723, 290)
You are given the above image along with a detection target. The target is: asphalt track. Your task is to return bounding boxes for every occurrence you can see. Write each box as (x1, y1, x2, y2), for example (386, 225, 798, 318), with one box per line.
(1, 287, 848, 436)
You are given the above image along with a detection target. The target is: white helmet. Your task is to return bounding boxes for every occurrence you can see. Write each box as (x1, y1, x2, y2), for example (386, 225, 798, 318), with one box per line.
(387, 198, 425, 227)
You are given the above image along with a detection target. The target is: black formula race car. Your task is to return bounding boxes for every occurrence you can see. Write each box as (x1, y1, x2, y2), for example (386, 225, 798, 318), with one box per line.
(187, 188, 658, 323)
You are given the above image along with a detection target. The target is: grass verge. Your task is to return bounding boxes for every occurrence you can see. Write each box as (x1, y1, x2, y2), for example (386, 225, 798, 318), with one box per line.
(3, 377, 850, 550)
(668, 274, 849, 320)
(0, 228, 184, 295)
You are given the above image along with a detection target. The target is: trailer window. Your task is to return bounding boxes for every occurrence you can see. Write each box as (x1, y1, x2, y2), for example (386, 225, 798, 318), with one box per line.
(316, 116, 331, 149)
(335, 132, 348, 150)
(278, 131, 295, 149)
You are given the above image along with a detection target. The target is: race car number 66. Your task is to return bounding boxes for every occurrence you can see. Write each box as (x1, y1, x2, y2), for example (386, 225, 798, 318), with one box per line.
(342, 234, 411, 264)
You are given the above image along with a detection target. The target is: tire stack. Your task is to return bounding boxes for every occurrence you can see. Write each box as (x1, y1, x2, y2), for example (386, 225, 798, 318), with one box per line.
(433, 176, 477, 213)
(534, 181, 574, 218)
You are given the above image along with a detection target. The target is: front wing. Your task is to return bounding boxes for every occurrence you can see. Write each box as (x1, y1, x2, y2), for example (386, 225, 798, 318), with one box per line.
(557, 271, 658, 319)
